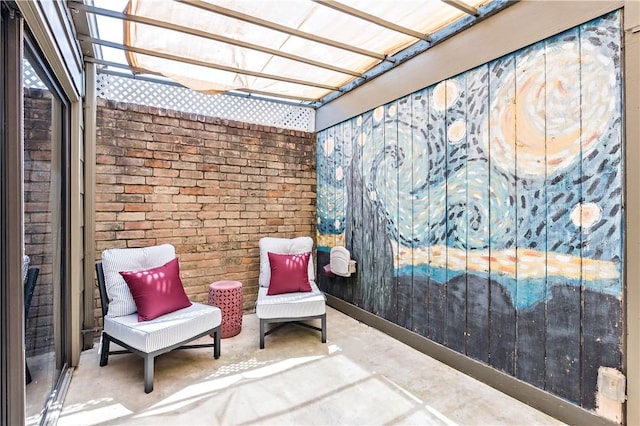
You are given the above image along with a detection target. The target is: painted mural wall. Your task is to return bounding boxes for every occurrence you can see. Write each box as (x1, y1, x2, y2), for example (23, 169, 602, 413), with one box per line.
(316, 11, 623, 411)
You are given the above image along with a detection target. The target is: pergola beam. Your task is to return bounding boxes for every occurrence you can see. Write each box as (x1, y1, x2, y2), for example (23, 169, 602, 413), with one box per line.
(312, 0, 431, 41)
(78, 35, 340, 91)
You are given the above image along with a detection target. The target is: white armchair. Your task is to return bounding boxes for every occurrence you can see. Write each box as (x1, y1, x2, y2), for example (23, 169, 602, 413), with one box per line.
(256, 237, 327, 349)
(95, 243, 221, 393)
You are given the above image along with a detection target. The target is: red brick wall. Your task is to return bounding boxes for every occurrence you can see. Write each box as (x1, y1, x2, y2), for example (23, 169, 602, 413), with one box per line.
(24, 88, 55, 357)
(94, 98, 316, 325)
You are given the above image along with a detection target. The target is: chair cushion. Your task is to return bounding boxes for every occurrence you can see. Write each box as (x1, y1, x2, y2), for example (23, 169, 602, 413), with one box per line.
(101, 244, 176, 317)
(267, 252, 313, 295)
(256, 281, 326, 320)
(259, 237, 315, 288)
(103, 302, 221, 353)
(120, 257, 192, 322)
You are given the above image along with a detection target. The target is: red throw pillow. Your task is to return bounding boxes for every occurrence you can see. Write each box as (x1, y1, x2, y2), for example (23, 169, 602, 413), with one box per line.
(119, 257, 192, 321)
(267, 252, 313, 295)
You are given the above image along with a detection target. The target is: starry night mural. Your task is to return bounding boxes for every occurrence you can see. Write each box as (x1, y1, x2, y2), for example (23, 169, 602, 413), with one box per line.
(316, 11, 623, 412)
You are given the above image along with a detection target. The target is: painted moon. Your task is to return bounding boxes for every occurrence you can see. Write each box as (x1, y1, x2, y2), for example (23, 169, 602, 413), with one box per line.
(486, 43, 615, 179)
(373, 106, 384, 123)
(447, 120, 466, 144)
(432, 80, 460, 112)
(570, 202, 602, 229)
(324, 135, 334, 156)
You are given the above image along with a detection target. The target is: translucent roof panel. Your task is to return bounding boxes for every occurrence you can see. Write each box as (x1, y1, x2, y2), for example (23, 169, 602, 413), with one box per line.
(71, 0, 509, 105)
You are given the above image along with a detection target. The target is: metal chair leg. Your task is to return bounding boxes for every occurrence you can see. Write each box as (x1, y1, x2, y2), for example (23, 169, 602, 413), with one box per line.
(214, 328, 221, 359)
(99, 334, 110, 367)
(26, 362, 32, 384)
(144, 355, 154, 394)
(321, 314, 327, 343)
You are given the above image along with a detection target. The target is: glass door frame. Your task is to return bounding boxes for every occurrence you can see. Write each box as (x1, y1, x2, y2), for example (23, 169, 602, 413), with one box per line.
(1, 3, 26, 425)
(23, 26, 73, 424)
(0, 3, 72, 423)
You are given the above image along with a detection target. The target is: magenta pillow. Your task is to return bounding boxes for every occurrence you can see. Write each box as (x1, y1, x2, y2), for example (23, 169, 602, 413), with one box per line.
(119, 257, 192, 321)
(267, 251, 313, 295)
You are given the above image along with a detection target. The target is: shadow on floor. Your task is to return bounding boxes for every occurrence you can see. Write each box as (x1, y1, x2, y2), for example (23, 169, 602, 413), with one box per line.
(58, 307, 564, 425)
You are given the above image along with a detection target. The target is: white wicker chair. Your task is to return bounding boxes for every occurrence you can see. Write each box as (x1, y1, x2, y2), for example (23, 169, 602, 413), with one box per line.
(95, 244, 221, 393)
(256, 237, 326, 349)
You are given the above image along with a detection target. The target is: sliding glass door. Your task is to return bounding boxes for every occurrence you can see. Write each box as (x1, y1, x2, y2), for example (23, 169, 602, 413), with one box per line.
(1, 5, 71, 422)
(22, 35, 72, 424)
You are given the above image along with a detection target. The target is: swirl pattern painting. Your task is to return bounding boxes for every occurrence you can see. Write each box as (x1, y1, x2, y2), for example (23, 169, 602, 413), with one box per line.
(316, 11, 623, 412)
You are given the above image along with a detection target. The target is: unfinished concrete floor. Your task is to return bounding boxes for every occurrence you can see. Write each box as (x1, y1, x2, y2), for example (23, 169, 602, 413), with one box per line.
(58, 307, 564, 425)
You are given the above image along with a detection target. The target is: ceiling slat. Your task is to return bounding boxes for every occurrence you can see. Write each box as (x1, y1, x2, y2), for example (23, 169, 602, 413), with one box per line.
(86, 56, 154, 74)
(312, 0, 431, 41)
(79, 35, 341, 91)
(441, 0, 479, 17)
(232, 87, 320, 103)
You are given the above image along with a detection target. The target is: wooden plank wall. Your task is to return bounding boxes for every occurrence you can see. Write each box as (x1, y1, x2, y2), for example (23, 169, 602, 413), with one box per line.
(316, 11, 623, 413)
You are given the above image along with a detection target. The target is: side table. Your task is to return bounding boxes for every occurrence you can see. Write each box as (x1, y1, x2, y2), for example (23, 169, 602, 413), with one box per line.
(208, 280, 243, 338)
